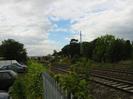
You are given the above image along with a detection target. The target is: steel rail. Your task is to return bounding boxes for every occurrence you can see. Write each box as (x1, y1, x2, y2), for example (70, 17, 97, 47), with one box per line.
(51, 66, 133, 94)
(90, 74, 133, 94)
(91, 69, 133, 75)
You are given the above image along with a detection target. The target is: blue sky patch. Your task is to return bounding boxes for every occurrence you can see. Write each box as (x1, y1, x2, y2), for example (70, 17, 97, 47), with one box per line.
(48, 16, 77, 47)
(48, 31, 73, 47)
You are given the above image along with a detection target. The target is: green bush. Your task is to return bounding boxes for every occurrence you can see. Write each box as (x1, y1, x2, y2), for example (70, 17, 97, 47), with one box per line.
(54, 58, 92, 99)
(11, 60, 46, 99)
(10, 79, 26, 99)
(55, 74, 91, 99)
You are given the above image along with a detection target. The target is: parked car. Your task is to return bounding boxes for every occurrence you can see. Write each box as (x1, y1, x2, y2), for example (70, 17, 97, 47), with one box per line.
(0, 91, 10, 99)
(0, 70, 17, 99)
(0, 63, 27, 73)
(0, 70, 17, 91)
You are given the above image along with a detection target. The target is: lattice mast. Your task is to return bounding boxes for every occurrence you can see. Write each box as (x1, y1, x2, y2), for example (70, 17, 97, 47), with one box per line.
(80, 31, 83, 55)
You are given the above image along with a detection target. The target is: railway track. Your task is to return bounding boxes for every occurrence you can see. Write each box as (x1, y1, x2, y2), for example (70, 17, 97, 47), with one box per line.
(51, 64, 133, 94)
(90, 69, 133, 82)
(51, 67, 70, 73)
(90, 74, 133, 94)
(50, 64, 70, 73)
(90, 69, 133, 94)
(91, 68, 133, 75)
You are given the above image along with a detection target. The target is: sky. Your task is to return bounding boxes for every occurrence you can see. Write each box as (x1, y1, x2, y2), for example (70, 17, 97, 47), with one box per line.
(0, 0, 133, 56)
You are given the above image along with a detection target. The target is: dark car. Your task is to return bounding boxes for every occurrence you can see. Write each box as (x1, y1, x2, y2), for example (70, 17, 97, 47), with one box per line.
(0, 70, 17, 99)
(0, 63, 27, 73)
(0, 70, 17, 91)
(0, 91, 10, 99)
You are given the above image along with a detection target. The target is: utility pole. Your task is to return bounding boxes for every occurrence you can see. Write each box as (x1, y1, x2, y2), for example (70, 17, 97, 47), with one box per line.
(80, 31, 83, 56)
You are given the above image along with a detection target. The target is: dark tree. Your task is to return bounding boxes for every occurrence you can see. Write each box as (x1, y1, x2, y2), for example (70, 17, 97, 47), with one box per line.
(61, 45, 71, 57)
(0, 39, 27, 63)
(61, 35, 133, 63)
(61, 39, 80, 58)
(92, 35, 115, 62)
(92, 35, 133, 62)
(82, 39, 97, 59)
(0, 46, 2, 57)
(70, 39, 78, 44)
(124, 40, 132, 59)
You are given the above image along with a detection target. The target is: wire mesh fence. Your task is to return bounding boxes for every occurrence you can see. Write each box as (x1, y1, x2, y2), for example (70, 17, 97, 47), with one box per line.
(42, 73, 73, 99)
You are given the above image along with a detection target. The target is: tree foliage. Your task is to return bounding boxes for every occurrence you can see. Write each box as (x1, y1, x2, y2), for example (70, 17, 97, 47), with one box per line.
(62, 39, 80, 58)
(60, 35, 133, 63)
(0, 39, 27, 63)
(93, 35, 132, 62)
(92, 35, 115, 62)
(54, 58, 92, 99)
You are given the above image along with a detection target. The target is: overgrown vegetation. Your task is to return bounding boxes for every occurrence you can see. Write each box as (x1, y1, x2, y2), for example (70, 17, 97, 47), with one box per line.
(54, 58, 92, 99)
(10, 60, 46, 99)
(51, 34, 133, 98)
(60, 35, 133, 63)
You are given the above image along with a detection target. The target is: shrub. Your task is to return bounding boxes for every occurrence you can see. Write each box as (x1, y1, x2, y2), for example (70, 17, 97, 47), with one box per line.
(54, 58, 92, 99)
(11, 60, 46, 99)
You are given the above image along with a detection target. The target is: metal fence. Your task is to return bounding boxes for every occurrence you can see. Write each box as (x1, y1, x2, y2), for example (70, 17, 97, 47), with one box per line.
(42, 73, 73, 99)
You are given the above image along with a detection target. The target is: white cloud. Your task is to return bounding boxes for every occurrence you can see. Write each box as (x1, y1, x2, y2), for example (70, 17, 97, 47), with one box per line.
(75, 0, 133, 41)
(0, 0, 58, 56)
(26, 40, 60, 56)
(48, 0, 133, 41)
(0, 0, 133, 56)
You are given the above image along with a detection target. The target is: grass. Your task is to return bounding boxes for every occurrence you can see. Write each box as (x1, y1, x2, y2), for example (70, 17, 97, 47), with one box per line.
(10, 60, 47, 99)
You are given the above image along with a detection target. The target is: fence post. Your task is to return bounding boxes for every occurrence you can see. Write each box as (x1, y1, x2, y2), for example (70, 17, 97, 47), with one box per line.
(70, 93, 74, 99)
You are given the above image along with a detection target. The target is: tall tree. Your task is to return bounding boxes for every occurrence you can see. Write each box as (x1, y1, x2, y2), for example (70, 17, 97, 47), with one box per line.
(62, 39, 80, 58)
(124, 40, 132, 59)
(92, 35, 115, 62)
(61, 35, 133, 63)
(0, 39, 27, 63)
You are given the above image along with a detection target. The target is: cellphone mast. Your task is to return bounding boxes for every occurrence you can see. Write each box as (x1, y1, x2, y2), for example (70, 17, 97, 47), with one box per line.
(80, 31, 83, 55)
